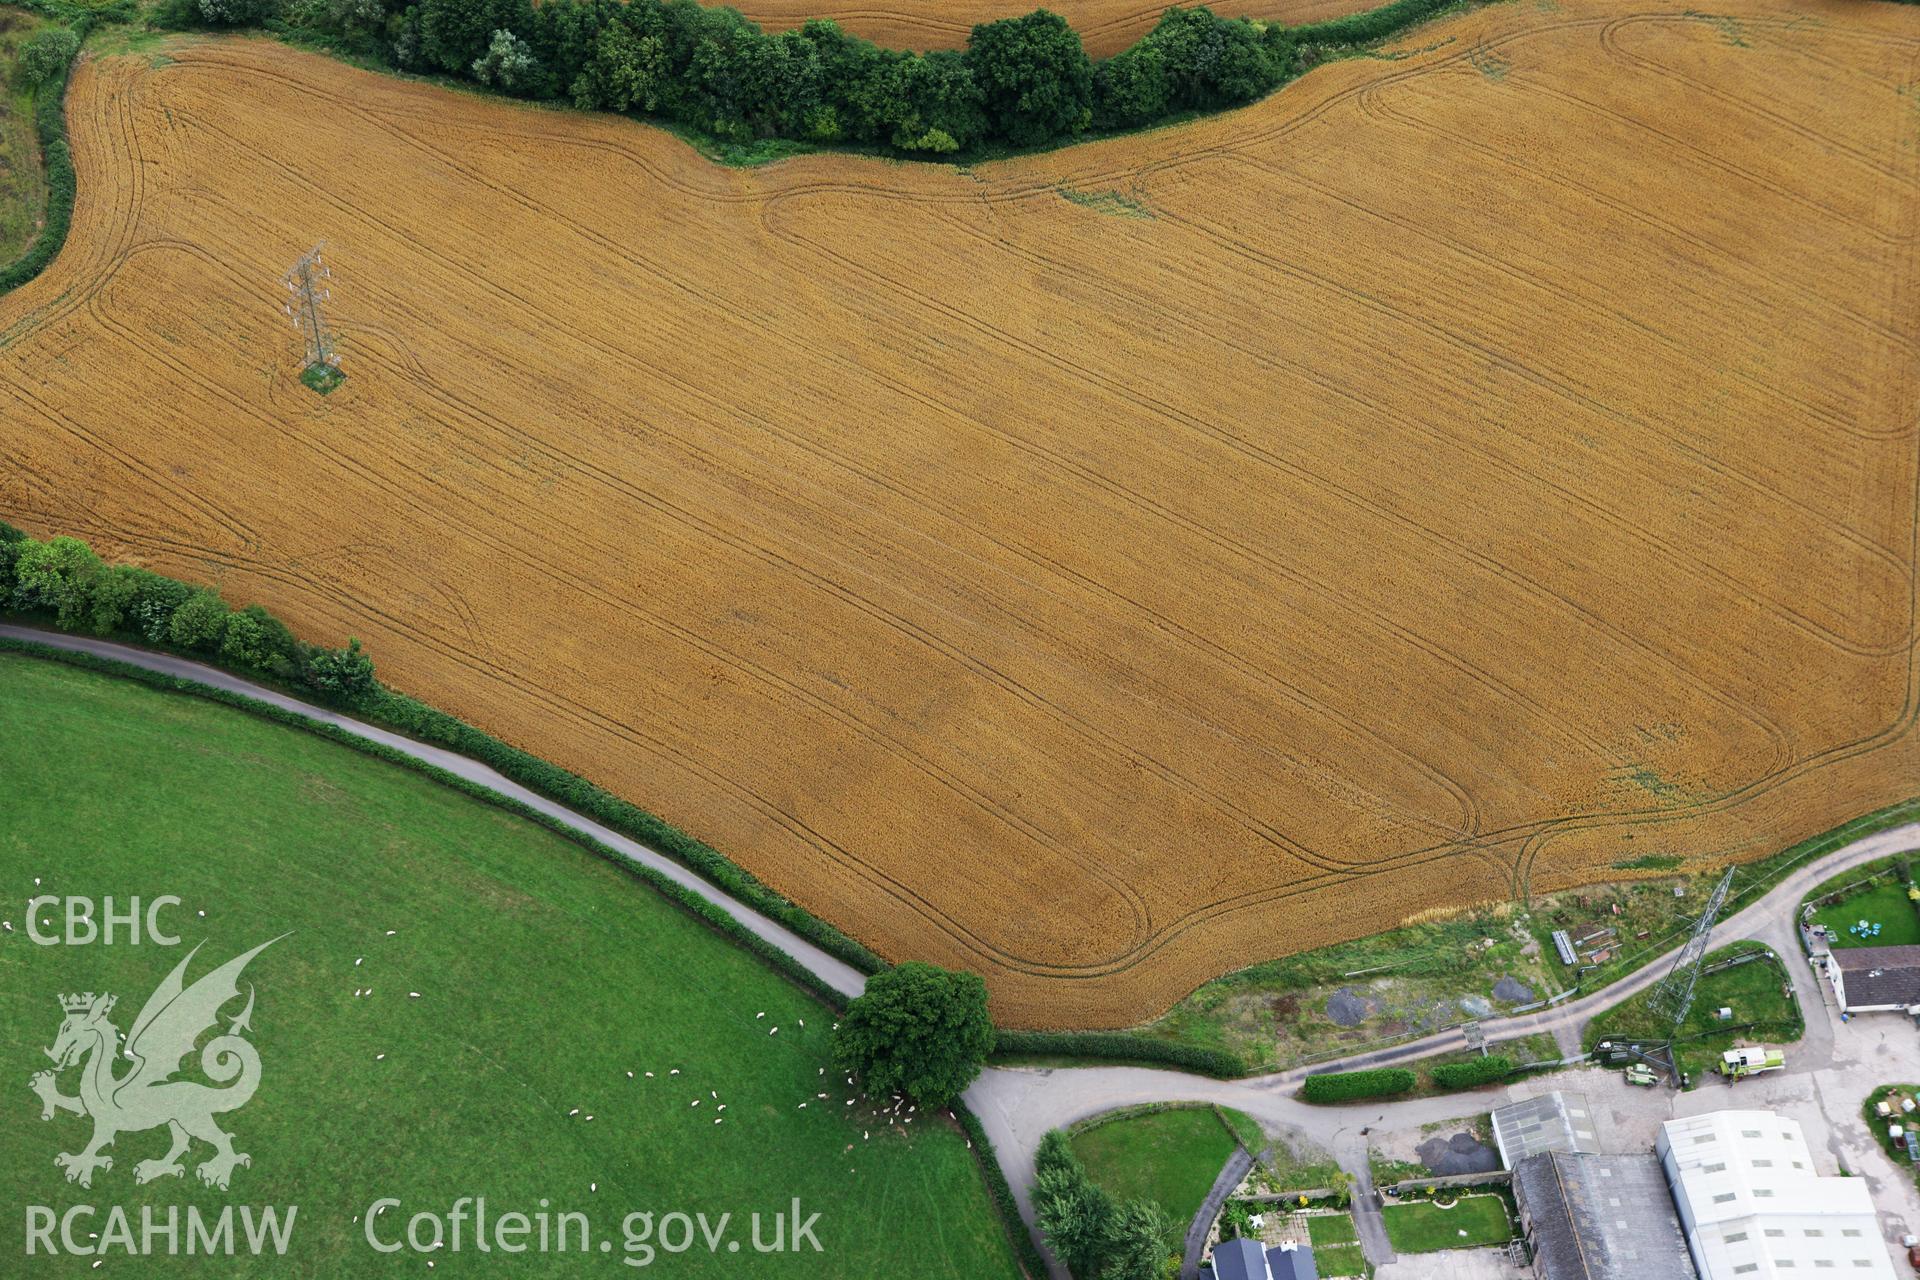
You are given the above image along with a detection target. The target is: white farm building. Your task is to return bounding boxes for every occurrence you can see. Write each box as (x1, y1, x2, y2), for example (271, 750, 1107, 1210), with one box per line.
(1657, 1111, 1896, 1279)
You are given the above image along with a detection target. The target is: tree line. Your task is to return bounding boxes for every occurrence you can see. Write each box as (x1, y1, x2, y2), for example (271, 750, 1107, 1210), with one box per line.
(0, 525, 378, 703)
(166, 0, 1305, 158)
(1033, 1129, 1173, 1280)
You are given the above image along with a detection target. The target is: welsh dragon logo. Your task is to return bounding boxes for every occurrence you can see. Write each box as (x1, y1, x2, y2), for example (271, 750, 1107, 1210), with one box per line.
(30, 937, 283, 1191)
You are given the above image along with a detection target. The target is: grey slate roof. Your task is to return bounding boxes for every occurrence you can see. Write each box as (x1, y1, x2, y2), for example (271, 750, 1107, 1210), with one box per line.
(1511, 1151, 1697, 1280)
(1210, 1237, 1320, 1280)
(1266, 1241, 1318, 1280)
(1211, 1237, 1268, 1280)
(1834, 944, 1920, 1009)
(1491, 1092, 1600, 1168)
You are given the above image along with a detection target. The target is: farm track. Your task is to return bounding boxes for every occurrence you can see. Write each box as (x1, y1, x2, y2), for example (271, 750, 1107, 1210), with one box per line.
(1, 0, 1917, 1025)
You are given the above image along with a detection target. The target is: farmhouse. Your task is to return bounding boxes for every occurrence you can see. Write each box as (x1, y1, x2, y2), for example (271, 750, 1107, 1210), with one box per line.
(1210, 1236, 1319, 1280)
(1658, 1111, 1896, 1279)
(1510, 1150, 1697, 1280)
(1815, 943, 1920, 1016)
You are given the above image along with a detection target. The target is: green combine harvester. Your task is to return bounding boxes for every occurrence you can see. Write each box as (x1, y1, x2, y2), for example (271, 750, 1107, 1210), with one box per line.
(1717, 1046, 1786, 1080)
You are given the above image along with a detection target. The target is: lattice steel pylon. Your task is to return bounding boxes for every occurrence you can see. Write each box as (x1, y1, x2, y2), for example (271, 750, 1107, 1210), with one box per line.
(280, 244, 339, 376)
(1645, 867, 1736, 1026)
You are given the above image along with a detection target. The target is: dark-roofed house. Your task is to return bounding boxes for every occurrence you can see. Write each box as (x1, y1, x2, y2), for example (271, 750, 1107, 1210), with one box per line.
(1823, 944, 1920, 1015)
(1510, 1151, 1698, 1280)
(1209, 1236, 1318, 1280)
(1266, 1242, 1317, 1280)
(1212, 1238, 1268, 1280)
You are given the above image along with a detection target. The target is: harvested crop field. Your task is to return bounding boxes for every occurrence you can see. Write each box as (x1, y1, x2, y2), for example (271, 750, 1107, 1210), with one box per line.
(2, 0, 1917, 1028)
(732, 0, 1370, 56)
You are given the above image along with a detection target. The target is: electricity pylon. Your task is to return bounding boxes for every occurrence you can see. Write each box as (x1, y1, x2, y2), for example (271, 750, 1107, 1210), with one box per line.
(280, 244, 340, 380)
(1646, 867, 1736, 1026)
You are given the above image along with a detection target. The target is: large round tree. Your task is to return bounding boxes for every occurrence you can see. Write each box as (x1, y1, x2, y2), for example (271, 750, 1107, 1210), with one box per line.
(832, 961, 993, 1106)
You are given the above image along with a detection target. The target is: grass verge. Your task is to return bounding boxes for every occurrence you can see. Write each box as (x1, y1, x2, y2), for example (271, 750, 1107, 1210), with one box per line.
(0, 5, 52, 266)
(1582, 942, 1802, 1086)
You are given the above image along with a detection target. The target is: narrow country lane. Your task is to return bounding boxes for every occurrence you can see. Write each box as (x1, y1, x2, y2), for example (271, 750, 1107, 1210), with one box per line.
(0, 625, 871, 997)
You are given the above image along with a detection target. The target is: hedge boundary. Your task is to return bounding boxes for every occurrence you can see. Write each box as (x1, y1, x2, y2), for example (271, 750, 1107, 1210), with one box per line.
(171, 0, 1501, 169)
(1429, 1054, 1514, 1090)
(0, 563, 883, 980)
(1300, 1066, 1416, 1103)
(992, 1029, 1245, 1077)
(1290, 0, 1463, 46)
(346, 681, 885, 975)
(0, 9, 88, 296)
(0, 635, 854, 1009)
(1063, 1098, 1211, 1136)
(952, 1100, 1050, 1279)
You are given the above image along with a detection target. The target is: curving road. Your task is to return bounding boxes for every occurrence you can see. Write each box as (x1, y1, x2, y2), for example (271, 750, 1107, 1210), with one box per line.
(4, 624, 1911, 1276)
(0, 624, 869, 998)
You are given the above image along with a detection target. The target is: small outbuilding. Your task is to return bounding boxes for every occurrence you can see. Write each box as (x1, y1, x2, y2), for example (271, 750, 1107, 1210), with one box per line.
(1490, 1092, 1600, 1169)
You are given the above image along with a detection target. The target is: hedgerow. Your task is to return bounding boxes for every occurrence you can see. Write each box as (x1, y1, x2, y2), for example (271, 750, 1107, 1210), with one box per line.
(1300, 1066, 1416, 1102)
(146, 0, 1298, 161)
(993, 1029, 1246, 1077)
(1429, 1054, 1513, 1090)
(0, 634, 852, 1006)
(951, 1102, 1049, 1279)
(1290, 0, 1461, 47)
(0, 16, 86, 296)
(0, 524, 884, 977)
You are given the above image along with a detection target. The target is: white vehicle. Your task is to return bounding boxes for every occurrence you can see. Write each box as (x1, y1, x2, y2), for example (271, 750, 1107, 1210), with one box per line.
(1718, 1046, 1786, 1079)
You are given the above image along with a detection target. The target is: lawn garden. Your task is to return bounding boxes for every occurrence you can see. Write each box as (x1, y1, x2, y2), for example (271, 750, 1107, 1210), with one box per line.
(1804, 854, 1920, 948)
(1306, 1211, 1367, 1276)
(1380, 1194, 1513, 1252)
(1068, 1104, 1253, 1241)
(0, 654, 1022, 1276)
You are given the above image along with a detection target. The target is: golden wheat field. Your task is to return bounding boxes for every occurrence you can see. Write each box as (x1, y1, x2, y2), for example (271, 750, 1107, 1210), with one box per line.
(2, 0, 1917, 1027)
(733, 0, 1370, 55)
